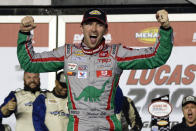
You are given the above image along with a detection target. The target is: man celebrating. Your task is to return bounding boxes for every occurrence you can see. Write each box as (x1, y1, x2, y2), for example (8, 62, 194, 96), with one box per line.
(17, 8, 173, 131)
(171, 96, 196, 131)
(0, 72, 41, 131)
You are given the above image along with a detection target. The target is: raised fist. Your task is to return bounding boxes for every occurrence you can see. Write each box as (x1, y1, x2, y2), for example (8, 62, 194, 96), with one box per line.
(156, 9, 170, 29)
(20, 16, 37, 32)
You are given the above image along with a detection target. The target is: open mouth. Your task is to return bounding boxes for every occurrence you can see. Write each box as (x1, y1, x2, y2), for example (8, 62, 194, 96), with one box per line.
(188, 113, 193, 119)
(90, 35, 97, 38)
(90, 35, 97, 44)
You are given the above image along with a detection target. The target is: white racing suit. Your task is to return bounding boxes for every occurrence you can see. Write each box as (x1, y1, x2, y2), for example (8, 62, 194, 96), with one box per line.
(17, 27, 173, 131)
(33, 90, 69, 131)
(0, 90, 40, 131)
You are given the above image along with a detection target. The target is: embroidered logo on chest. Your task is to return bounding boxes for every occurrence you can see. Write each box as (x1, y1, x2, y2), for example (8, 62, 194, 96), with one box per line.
(78, 71, 87, 78)
(48, 99, 57, 104)
(24, 101, 33, 106)
(68, 63, 77, 70)
(97, 59, 111, 63)
(96, 70, 112, 77)
(73, 50, 85, 56)
(99, 51, 109, 57)
(78, 65, 88, 70)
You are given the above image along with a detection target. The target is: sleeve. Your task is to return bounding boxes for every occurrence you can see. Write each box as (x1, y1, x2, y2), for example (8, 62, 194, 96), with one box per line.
(17, 31, 64, 73)
(0, 91, 16, 118)
(117, 27, 173, 70)
(114, 86, 124, 114)
(32, 94, 49, 131)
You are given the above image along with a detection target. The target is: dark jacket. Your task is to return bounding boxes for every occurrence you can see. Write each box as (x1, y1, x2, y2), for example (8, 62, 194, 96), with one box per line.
(115, 87, 143, 131)
(171, 118, 196, 131)
(0, 118, 5, 131)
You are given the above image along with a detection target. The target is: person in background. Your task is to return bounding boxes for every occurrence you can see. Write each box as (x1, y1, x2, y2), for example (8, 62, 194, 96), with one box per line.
(115, 86, 143, 131)
(33, 71, 69, 131)
(17, 8, 173, 131)
(0, 72, 41, 131)
(171, 95, 196, 131)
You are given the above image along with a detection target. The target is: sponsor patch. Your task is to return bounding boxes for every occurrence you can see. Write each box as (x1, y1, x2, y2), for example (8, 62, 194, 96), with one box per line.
(96, 70, 112, 77)
(24, 101, 33, 106)
(66, 44, 71, 56)
(99, 51, 109, 57)
(78, 65, 88, 70)
(48, 99, 57, 104)
(97, 63, 112, 69)
(74, 50, 85, 56)
(50, 110, 69, 117)
(68, 63, 77, 70)
(78, 71, 87, 78)
(111, 45, 117, 56)
(67, 72, 76, 76)
(97, 58, 111, 63)
(72, 56, 86, 62)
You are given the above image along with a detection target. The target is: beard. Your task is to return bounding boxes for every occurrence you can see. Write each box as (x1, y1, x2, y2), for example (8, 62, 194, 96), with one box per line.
(24, 82, 41, 93)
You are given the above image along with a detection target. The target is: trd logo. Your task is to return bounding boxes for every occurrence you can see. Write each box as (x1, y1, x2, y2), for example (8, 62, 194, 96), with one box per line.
(97, 59, 111, 63)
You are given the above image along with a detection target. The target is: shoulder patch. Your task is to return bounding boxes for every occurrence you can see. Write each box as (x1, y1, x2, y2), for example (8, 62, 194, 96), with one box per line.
(65, 44, 72, 57)
(110, 44, 119, 58)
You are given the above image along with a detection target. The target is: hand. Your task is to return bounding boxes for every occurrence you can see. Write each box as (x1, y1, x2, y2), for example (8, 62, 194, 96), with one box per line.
(0, 98, 16, 116)
(6, 98, 16, 111)
(156, 9, 170, 29)
(20, 16, 36, 32)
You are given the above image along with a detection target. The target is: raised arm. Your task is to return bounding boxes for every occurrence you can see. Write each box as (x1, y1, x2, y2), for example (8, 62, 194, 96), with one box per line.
(117, 9, 173, 70)
(17, 16, 64, 73)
